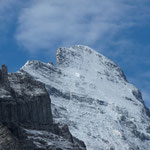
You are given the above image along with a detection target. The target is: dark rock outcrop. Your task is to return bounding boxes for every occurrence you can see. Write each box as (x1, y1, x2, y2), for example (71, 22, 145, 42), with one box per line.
(0, 71, 53, 131)
(0, 65, 86, 150)
(0, 64, 8, 82)
(0, 64, 9, 89)
(0, 124, 21, 150)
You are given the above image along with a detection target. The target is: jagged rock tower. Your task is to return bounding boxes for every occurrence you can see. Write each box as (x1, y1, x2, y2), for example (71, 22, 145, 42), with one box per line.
(0, 64, 9, 86)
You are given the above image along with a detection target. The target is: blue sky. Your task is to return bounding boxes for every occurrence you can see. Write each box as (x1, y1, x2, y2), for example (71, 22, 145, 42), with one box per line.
(0, 0, 150, 108)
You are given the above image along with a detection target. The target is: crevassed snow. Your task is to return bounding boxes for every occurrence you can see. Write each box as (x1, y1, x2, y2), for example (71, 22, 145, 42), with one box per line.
(21, 45, 150, 150)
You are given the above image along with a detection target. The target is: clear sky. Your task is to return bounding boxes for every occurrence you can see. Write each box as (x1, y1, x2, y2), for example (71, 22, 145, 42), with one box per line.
(0, 0, 150, 108)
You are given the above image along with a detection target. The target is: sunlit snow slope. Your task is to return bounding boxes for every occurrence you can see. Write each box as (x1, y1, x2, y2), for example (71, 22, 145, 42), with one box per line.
(21, 45, 150, 150)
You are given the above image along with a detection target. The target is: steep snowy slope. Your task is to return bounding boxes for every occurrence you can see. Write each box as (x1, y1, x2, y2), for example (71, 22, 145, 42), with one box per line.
(21, 45, 150, 150)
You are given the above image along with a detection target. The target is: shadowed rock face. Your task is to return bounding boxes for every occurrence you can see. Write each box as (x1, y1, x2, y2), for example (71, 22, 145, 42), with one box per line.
(0, 65, 86, 150)
(0, 124, 21, 150)
(0, 64, 8, 82)
(0, 64, 9, 89)
(0, 71, 53, 131)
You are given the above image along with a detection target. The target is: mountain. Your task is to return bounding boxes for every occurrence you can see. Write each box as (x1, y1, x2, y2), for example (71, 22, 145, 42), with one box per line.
(0, 64, 86, 150)
(21, 45, 150, 150)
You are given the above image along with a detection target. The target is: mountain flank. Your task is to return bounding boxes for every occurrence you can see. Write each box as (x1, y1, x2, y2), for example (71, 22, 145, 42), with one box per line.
(0, 64, 86, 150)
(21, 45, 150, 150)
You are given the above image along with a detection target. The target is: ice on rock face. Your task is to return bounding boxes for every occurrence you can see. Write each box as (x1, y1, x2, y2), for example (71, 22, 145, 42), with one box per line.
(21, 45, 150, 150)
(56, 45, 126, 80)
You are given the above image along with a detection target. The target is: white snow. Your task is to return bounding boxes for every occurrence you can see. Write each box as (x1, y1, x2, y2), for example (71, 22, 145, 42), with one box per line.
(75, 72, 80, 78)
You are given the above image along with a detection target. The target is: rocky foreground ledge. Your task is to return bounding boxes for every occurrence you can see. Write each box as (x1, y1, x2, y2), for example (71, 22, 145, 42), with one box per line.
(0, 64, 86, 150)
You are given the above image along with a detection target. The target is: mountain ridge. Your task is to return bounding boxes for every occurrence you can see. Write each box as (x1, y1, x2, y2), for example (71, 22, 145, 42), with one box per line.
(21, 45, 150, 150)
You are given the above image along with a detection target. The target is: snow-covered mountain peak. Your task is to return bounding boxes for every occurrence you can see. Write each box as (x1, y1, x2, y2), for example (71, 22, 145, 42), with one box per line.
(21, 46, 150, 150)
(56, 45, 104, 68)
(56, 45, 127, 83)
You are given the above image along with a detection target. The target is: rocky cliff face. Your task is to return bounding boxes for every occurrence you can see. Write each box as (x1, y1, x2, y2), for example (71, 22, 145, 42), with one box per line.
(0, 124, 21, 150)
(21, 45, 150, 150)
(0, 64, 86, 150)
(0, 71, 53, 131)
